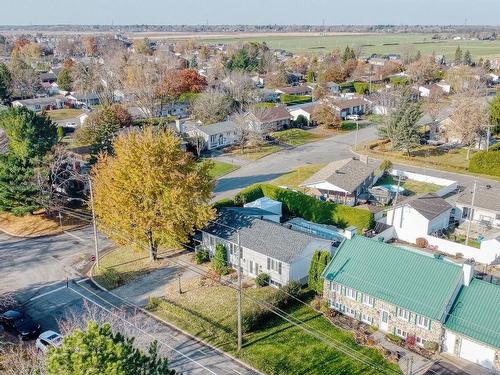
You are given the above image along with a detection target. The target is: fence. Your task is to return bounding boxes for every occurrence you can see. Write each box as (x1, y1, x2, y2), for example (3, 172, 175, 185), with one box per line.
(424, 235, 499, 265)
(390, 170, 457, 197)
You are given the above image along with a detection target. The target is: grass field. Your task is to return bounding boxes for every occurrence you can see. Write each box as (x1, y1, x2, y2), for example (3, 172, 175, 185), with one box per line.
(200, 33, 500, 59)
(226, 144, 282, 160)
(207, 160, 238, 178)
(147, 278, 400, 375)
(271, 163, 326, 189)
(270, 129, 324, 146)
(46, 108, 84, 121)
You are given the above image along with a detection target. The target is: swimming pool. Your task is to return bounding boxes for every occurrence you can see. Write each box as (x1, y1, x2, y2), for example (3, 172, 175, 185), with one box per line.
(379, 184, 405, 193)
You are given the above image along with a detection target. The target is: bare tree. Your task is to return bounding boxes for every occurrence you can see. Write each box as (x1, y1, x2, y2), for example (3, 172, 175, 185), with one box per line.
(445, 65, 485, 94)
(406, 55, 439, 84)
(222, 71, 258, 110)
(0, 344, 46, 375)
(192, 88, 232, 124)
(186, 135, 206, 156)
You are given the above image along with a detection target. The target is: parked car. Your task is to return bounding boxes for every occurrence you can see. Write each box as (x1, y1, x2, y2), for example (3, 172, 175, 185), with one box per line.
(0, 310, 41, 339)
(36, 330, 63, 353)
(345, 114, 360, 121)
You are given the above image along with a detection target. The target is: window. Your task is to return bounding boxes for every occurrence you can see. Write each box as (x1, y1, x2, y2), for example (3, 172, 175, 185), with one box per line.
(397, 308, 410, 321)
(345, 307, 356, 317)
(267, 257, 282, 275)
(363, 294, 374, 307)
(345, 287, 356, 300)
(416, 336, 427, 347)
(269, 279, 282, 288)
(462, 207, 470, 219)
(361, 314, 373, 325)
(210, 135, 217, 144)
(396, 328, 408, 338)
(417, 315, 430, 329)
(331, 282, 341, 293)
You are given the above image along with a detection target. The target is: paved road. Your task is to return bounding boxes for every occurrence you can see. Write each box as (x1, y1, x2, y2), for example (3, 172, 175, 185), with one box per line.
(212, 126, 500, 202)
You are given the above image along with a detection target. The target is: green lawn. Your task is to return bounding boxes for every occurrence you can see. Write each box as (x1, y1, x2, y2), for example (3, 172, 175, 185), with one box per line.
(208, 160, 238, 178)
(147, 281, 400, 375)
(199, 33, 500, 59)
(365, 114, 385, 124)
(270, 129, 324, 146)
(445, 233, 481, 249)
(46, 108, 84, 121)
(375, 175, 442, 196)
(226, 144, 282, 160)
(271, 164, 326, 189)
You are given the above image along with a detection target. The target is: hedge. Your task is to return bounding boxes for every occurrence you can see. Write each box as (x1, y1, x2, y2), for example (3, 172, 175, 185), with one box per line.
(279, 94, 312, 106)
(469, 148, 500, 177)
(218, 183, 374, 232)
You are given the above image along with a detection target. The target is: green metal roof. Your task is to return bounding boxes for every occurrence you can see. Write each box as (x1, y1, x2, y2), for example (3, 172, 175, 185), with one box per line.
(444, 278, 500, 348)
(323, 236, 463, 321)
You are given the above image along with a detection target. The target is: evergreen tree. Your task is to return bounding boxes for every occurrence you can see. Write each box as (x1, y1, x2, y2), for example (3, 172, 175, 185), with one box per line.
(483, 59, 491, 71)
(490, 92, 500, 133)
(189, 55, 198, 69)
(57, 67, 73, 91)
(0, 61, 12, 104)
(46, 321, 175, 375)
(342, 46, 355, 63)
(463, 49, 473, 66)
(213, 243, 229, 275)
(308, 250, 320, 292)
(0, 107, 57, 215)
(415, 50, 422, 61)
(316, 251, 331, 295)
(454, 46, 462, 65)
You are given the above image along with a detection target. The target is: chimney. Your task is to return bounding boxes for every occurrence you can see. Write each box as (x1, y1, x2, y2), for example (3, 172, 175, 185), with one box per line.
(462, 260, 475, 286)
(175, 119, 184, 134)
(344, 226, 357, 240)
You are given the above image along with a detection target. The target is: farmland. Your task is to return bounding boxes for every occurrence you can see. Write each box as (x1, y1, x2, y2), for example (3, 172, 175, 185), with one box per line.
(195, 33, 500, 59)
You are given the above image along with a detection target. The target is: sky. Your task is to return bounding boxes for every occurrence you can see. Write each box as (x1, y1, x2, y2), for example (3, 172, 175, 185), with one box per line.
(0, 0, 499, 26)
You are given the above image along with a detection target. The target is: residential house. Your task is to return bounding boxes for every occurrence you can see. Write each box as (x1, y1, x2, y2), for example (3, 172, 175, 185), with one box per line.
(326, 82, 340, 94)
(200, 209, 333, 287)
(66, 93, 100, 108)
(184, 120, 240, 151)
(368, 57, 388, 67)
(259, 88, 280, 102)
(242, 197, 282, 223)
(323, 236, 467, 349)
(417, 83, 450, 98)
(300, 157, 381, 206)
(331, 97, 370, 119)
(12, 95, 65, 112)
(247, 106, 292, 133)
(454, 185, 500, 228)
(288, 104, 317, 123)
(275, 86, 312, 96)
(385, 193, 453, 243)
(443, 278, 500, 370)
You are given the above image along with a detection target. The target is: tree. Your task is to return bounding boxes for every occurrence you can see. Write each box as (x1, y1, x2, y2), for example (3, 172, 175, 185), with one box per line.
(0, 107, 57, 215)
(0, 62, 12, 104)
(445, 65, 483, 93)
(92, 127, 213, 261)
(46, 321, 175, 375)
(463, 49, 473, 66)
(490, 92, 500, 133)
(189, 55, 198, 68)
(295, 114, 309, 128)
(157, 68, 207, 102)
(378, 88, 422, 156)
(213, 243, 229, 275)
(424, 88, 444, 123)
(9, 58, 40, 99)
(342, 45, 356, 63)
(308, 250, 320, 293)
(454, 46, 462, 65)
(311, 104, 340, 129)
(448, 94, 488, 160)
(82, 36, 97, 57)
(192, 88, 232, 124)
(57, 67, 73, 92)
(406, 55, 439, 84)
(222, 71, 258, 110)
(133, 38, 153, 55)
(308, 250, 331, 294)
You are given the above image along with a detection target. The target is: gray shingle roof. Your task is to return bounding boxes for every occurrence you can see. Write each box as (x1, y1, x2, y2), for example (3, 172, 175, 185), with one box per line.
(202, 209, 327, 263)
(301, 158, 379, 193)
(456, 186, 500, 213)
(196, 121, 238, 136)
(404, 193, 452, 220)
(225, 207, 278, 217)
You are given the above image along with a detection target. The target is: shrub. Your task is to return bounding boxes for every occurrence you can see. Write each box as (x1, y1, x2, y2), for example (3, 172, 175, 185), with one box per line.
(379, 159, 393, 173)
(282, 280, 302, 298)
(294, 114, 309, 128)
(194, 247, 210, 264)
(101, 268, 122, 289)
(255, 272, 270, 287)
(424, 341, 439, 352)
(406, 335, 416, 348)
(386, 333, 404, 345)
(57, 126, 64, 139)
(469, 149, 500, 177)
(212, 244, 229, 275)
(233, 184, 264, 205)
(353, 82, 369, 94)
(416, 237, 428, 248)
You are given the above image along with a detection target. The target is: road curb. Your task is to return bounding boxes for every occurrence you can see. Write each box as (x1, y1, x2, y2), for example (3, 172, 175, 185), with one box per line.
(89, 251, 262, 375)
(0, 223, 89, 239)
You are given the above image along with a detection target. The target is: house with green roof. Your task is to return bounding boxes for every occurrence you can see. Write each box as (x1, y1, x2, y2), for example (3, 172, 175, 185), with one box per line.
(322, 235, 467, 349)
(442, 278, 500, 370)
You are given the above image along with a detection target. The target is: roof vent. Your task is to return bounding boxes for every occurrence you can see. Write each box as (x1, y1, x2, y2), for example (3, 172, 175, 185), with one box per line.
(433, 253, 443, 260)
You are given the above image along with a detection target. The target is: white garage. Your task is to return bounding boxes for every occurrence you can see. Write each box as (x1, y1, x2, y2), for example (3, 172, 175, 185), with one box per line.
(459, 337, 496, 370)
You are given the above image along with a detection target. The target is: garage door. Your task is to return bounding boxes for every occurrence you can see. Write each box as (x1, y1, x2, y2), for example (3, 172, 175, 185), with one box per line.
(443, 331, 456, 354)
(459, 337, 496, 369)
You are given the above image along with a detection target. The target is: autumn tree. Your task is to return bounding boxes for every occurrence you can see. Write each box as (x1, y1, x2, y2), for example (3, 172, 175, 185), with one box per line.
(46, 321, 175, 375)
(0, 62, 12, 104)
(92, 127, 214, 261)
(222, 70, 258, 110)
(192, 88, 232, 124)
(445, 65, 484, 93)
(157, 68, 207, 102)
(133, 38, 153, 55)
(406, 55, 439, 84)
(57, 67, 73, 91)
(448, 94, 488, 160)
(9, 58, 40, 99)
(82, 36, 97, 57)
(311, 104, 340, 129)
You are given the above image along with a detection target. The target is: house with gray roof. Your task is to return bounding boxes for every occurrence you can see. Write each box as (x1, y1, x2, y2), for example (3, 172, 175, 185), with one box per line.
(300, 157, 381, 206)
(455, 185, 500, 229)
(199, 209, 333, 287)
(385, 192, 453, 243)
(184, 120, 240, 151)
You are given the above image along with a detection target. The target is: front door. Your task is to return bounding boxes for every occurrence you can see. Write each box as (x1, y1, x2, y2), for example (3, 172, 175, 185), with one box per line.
(380, 310, 389, 331)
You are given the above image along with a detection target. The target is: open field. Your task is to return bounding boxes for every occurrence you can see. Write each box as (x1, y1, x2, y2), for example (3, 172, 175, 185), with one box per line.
(195, 33, 500, 59)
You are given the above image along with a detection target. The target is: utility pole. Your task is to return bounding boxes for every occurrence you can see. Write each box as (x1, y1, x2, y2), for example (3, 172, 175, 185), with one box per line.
(483, 124, 494, 151)
(88, 178, 100, 268)
(236, 231, 242, 351)
(390, 174, 402, 227)
(354, 119, 359, 150)
(178, 273, 182, 294)
(465, 181, 477, 246)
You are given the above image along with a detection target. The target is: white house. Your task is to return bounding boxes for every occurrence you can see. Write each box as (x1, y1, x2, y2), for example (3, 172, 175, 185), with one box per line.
(200, 209, 332, 287)
(455, 186, 500, 229)
(184, 121, 240, 151)
(288, 104, 317, 122)
(12, 95, 65, 112)
(385, 193, 453, 243)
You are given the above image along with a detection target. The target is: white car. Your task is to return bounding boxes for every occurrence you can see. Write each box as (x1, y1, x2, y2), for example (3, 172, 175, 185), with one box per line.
(35, 330, 63, 353)
(345, 114, 360, 121)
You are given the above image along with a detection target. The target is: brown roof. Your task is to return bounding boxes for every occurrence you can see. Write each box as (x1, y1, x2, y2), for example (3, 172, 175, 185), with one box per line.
(252, 106, 292, 123)
(276, 86, 312, 95)
(332, 97, 368, 110)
